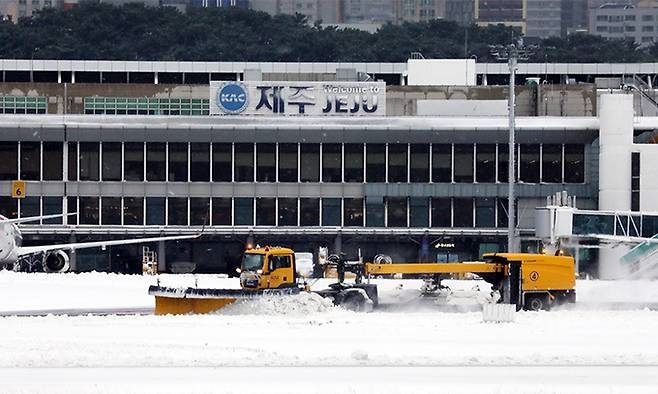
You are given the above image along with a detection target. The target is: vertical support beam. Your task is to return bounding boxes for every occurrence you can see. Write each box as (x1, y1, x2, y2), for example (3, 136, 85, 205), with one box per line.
(158, 239, 166, 273)
(69, 232, 77, 272)
(508, 55, 518, 253)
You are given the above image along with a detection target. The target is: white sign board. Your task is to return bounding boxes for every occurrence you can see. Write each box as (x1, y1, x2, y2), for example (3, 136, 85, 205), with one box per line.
(210, 81, 386, 116)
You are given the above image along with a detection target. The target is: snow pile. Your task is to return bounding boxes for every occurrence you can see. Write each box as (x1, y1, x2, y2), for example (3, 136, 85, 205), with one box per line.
(217, 292, 335, 316)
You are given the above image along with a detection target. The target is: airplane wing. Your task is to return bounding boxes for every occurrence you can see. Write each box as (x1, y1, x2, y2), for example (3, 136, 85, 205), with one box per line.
(0, 213, 76, 225)
(17, 233, 201, 257)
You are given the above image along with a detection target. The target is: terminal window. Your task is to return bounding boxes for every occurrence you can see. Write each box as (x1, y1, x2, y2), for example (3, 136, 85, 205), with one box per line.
(0, 96, 46, 114)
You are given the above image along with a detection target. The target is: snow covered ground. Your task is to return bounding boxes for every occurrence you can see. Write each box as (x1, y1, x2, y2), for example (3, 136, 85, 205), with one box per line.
(1, 271, 657, 393)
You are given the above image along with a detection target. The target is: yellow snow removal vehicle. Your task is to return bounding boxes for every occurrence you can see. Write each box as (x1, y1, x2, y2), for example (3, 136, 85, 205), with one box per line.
(149, 247, 576, 315)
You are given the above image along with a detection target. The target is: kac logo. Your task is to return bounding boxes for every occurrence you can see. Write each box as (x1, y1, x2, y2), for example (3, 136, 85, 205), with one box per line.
(217, 82, 248, 114)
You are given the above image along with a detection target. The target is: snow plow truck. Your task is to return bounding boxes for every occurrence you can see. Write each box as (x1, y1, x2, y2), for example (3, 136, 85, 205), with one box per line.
(148, 246, 576, 315)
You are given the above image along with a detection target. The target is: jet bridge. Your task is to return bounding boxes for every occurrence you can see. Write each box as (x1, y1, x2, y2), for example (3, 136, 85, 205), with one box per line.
(536, 192, 658, 278)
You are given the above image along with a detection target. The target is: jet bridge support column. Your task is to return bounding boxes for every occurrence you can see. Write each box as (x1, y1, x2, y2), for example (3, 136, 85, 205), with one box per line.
(598, 94, 633, 279)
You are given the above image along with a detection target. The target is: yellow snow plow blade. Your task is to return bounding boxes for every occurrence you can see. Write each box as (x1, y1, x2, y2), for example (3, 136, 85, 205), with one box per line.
(154, 296, 237, 315)
(148, 285, 301, 315)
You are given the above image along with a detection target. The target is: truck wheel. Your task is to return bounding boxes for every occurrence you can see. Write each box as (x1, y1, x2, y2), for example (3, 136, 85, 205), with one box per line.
(340, 291, 370, 312)
(524, 294, 549, 311)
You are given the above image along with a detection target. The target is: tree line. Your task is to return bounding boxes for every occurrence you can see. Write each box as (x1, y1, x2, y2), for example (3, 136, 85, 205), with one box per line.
(1, 1, 657, 63)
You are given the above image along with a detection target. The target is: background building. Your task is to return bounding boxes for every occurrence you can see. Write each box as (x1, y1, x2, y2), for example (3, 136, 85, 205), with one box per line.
(526, 0, 562, 38)
(589, 0, 658, 46)
(0, 0, 61, 21)
(475, 0, 526, 34)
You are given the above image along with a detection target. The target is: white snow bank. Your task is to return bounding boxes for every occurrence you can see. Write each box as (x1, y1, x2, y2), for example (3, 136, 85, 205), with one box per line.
(218, 292, 335, 315)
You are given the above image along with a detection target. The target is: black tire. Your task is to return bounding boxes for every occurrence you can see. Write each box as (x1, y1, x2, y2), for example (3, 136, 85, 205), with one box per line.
(524, 294, 550, 311)
(340, 291, 369, 312)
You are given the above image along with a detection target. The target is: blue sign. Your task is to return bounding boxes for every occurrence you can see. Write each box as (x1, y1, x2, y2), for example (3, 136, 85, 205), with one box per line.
(216, 82, 248, 114)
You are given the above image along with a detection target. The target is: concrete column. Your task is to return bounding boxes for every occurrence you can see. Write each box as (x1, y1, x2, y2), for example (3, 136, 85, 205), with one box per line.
(57, 71, 61, 84)
(482, 74, 488, 86)
(157, 240, 166, 273)
(68, 232, 77, 272)
(154, 72, 159, 85)
(598, 94, 633, 279)
(71, 71, 75, 84)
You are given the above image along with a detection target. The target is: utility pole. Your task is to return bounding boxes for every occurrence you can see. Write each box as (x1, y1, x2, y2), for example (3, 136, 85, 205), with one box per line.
(489, 43, 532, 253)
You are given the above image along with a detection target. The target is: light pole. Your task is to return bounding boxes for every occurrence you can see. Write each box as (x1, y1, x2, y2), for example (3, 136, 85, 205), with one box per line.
(489, 43, 531, 253)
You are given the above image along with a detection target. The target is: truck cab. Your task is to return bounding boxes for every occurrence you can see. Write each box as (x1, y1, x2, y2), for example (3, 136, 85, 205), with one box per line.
(239, 247, 297, 290)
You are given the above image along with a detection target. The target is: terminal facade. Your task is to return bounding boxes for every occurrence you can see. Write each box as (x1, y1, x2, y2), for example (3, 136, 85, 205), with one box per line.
(0, 59, 654, 276)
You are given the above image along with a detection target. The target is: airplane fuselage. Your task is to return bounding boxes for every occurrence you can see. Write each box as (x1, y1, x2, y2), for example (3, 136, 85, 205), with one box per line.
(0, 216, 22, 264)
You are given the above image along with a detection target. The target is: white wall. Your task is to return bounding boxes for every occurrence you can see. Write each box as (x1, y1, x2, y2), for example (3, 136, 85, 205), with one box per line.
(407, 59, 476, 86)
(598, 94, 634, 279)
(416, 99, 507, 116)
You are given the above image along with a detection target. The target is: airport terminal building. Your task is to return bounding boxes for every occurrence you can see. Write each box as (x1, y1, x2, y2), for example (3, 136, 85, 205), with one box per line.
(0, 59, 654, 275)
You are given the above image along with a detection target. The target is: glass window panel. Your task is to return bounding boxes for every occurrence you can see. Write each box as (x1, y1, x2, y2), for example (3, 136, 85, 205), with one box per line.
(564, 144, 585, 183)
(124, 142, 144, 181)
(212, 143, 232, 182)
(431, 198, 451, 227)
(366, 199, 385, 227)
(520, 144, 540, 183)
(101, 197, 121, 225)
(256, 197, 276, 226)
(79, 142, 99, 181)
(453, 198, 473, 227)
(190, 197, 210, 225)
(212, 198, 232, 225)
(234, 197, 254, 225)
(67, 196, 78, 225)
(278, 143, 298, 182)
(387, 197, 407, 227)
(0, 196, 18, 218)
(0, 142, 18, 180)
(256, 143, 276, 182)
(123, 197, 143, 225)
(366, 144, 386, 182)
(300, 198, 320, 226)
(572, 214, 614, 235)
(498, 144, 509, 183)
(322, 198, 341, 226)
(146, 142, 166, 181)
(432, 144, 452, 183)
(344, 198, 364, 227)
(453, 144, 474, 183)
(344, 144, 364, 183)
(190, 143, 210, 182)
(101, 142, 122, 181)
(68, 142, 77, 181)
(475, 144, 496, 183)
(410, 144, 429, 183)
(168, 143, 188, 182)
(42, 196, 62, 224)
(387, 144, 408, 183)
(79, 197, 99, 224)
(146, 197, 165, 225)
(542, 144, 562, 183)
(409, 197, 429, 227)
(20, 141, 40, 180)
(475, 198, 495, 227)
(300, 144, 319, 182)
(278, 198, 298, 226)
(322, 143, 342, 182)
(234, 143, 254, 182)
(20, 196, 40, 218)
(168, 197, 188, 225)
(642, 215, 658, 238)
(42, 142, 63, 181)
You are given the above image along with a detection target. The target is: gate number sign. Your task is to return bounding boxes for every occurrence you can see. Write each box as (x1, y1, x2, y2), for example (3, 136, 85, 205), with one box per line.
(12, 180, 25, 199)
